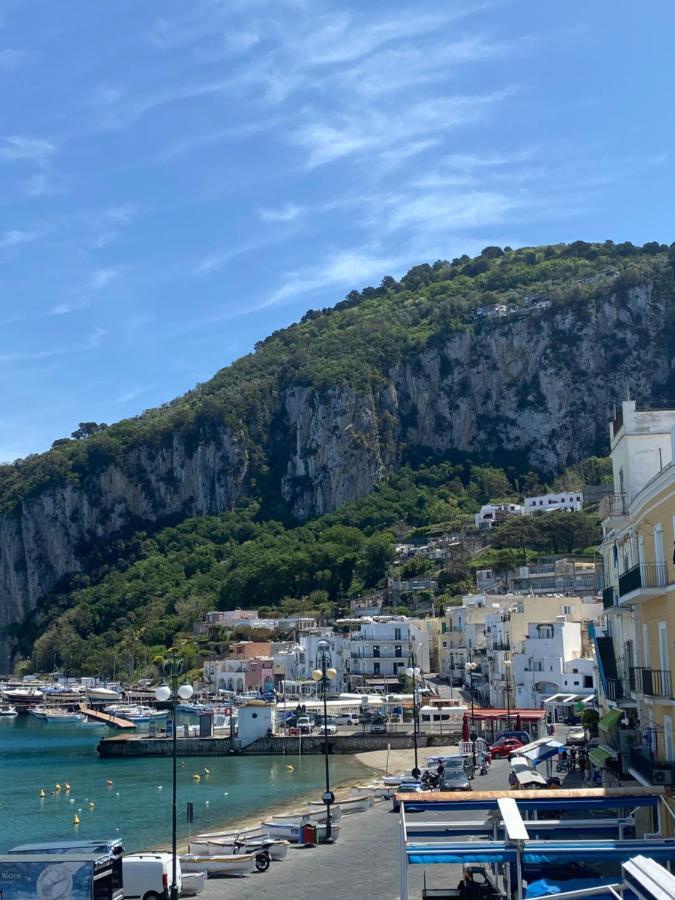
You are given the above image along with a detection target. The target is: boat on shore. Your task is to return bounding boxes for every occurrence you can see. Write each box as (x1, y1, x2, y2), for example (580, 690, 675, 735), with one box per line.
(179, 853, 255, 877)
(308, 794, 372, 815)
(181, 870, 207, 895)
(260, 820, 341, 843)
(189, 836, 289, 860)
(270, 805, 342, 824)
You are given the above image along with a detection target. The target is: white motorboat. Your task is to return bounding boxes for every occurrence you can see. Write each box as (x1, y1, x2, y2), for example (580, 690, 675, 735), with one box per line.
(0, 703, 18, 716)
(28, 705, 49, 719)
(44, 709, 85, 723)
(87, 686, 122, 702)
(260, 820, 341, 843)
(179, 853, 255, 877)
(271, 805, 342, 824)
(181, 871, 207, 895)
(189, 837, 289, 861)
(104, 704, 166, 723)
(308, 795, 372, 815)
(382, 773, 416, 786)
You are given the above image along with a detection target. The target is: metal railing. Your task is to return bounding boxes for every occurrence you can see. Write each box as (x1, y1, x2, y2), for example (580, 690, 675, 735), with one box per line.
(599, 493, 628, 520)
(629, 748, 675, 784)
(629, 666, 673, 698)
(602, 586, 616, 609)
(619, 562, 667, 597)
(605, 677, 625, 701)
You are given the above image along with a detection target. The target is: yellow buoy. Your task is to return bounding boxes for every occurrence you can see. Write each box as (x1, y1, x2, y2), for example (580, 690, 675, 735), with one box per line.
(286, 765, 294, 772)
(65, 783, 71, 792)
(73, 814, 80, 825)
(39, 789, 46, 798)
(106, 779, 113, 786)
(203, 768, 210, 775)
(55, 784, 61, 792)
(192, 774, 201, 782)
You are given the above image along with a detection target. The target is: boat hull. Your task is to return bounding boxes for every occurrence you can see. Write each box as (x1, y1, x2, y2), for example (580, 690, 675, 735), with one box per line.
(189, 838, 288, 860)
(271, 805, 342, 824)
(308, 796, 372, 815)
(180, 871, 206, 896)
(179, 854, 255, 877)
(261, 821, 340, 843)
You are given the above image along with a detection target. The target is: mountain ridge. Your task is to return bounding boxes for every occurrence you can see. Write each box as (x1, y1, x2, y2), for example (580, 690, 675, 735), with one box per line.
(1, 239, 674, 668)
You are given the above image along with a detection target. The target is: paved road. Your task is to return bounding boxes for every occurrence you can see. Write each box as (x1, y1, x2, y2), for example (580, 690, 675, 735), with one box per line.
(199, 757, 514, 900)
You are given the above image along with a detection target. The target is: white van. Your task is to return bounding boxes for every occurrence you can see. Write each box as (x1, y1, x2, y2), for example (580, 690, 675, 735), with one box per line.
(334, 712, 360, 726)
(123, 852, 181, 900)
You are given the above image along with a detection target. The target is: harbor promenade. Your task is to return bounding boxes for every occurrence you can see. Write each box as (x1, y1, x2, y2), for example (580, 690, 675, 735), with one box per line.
(200, 755, 512, 900)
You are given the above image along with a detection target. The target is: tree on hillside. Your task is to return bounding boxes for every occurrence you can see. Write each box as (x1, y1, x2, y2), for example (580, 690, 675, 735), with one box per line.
(71, 422, 108, 440)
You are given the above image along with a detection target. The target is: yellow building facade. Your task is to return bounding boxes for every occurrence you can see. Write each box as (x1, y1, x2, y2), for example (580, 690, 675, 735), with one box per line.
(597, 400, 675, 788)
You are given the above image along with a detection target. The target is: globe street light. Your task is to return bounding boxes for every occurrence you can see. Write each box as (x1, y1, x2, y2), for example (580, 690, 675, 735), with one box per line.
(156, 654, 193, 900)
(465, 661, 478, 767)
(405, 664, 421, 778)
(504, 659, 513, 729)
(311, 639, 337, 841)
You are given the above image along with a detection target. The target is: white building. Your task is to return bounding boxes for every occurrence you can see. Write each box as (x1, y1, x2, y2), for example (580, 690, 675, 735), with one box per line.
(524, 491, 583, 515)
(348, 618, 430, 687)
(512, 617, 595, 709)
(474, 502, 523, 530)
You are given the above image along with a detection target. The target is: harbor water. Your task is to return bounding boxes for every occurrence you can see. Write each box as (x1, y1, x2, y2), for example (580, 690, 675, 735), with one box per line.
(0, 715, 369, 852)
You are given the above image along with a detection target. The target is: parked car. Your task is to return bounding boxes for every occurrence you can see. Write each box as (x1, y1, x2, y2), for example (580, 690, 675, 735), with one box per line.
(334, 712, 360, 726)
(566, 726, 587, 745)
(392, 781, 426, 812)
(370, 720, 387, 734)
(295, 716, 313, 734)
(315, 721, 338, 735)
(489, 737, 524, 759)
(440, 756, 474, 791)
(123, 852, 182, 900)
(495, 730, 530, 745)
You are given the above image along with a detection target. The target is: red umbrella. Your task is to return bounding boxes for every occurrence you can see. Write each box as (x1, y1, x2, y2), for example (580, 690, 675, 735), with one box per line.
(515, 713, 522, 731)
(462, 714, 470, 742)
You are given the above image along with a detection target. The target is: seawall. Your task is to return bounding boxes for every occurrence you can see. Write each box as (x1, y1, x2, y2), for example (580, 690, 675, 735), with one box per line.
(97, 731, 462, 758)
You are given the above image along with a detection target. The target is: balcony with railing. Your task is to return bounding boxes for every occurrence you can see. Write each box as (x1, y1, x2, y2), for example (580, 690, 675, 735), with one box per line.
(599, 492, 628, 522)
(629, 748, 675, 784)
(605, 677, 625, 701)
(602, 586, 616, 609)
(629, 666, 673, 698)
(619, 562, 667, 598)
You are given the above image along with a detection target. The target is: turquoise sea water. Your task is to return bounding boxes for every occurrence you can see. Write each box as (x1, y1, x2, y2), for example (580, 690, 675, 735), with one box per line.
(0, 716, 368, 852)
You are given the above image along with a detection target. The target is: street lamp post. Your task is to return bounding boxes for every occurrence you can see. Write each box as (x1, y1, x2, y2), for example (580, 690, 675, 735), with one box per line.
(155, 653, 194, 900)
(311, 640, 337, 841)
(505, 659, 512, 729)
(465, 661, 478, 767)
(405, 662, 421, 778)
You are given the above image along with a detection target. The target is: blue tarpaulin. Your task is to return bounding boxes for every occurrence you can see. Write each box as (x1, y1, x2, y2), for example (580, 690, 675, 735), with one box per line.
(407, 842, 517, 865)
(522, 840, 675, 863)
(525, 877, 631, 898)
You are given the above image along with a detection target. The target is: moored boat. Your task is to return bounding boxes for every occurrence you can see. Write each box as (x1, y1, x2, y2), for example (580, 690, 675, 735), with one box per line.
(0, 703, 18, 717)
(179, 853, 255, 877)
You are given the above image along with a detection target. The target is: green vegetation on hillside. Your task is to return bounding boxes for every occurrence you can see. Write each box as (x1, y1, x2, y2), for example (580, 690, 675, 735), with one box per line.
(1, 240, 672, 513)
(17, 457, 606, 677)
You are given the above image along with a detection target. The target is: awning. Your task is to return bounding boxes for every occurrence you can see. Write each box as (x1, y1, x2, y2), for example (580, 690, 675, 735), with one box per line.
(599, 709, 623, 731)
(515, 770, 547, 786)
(599, 743, 619, 760)
(589, 747, 612, 768)
(407, 842, 517, 865)
(523, 741, 564, 765)
(522, 839, 675, 863)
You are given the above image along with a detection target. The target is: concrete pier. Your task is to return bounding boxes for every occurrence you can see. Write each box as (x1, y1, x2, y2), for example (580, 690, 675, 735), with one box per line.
(97, 731, 461, 757)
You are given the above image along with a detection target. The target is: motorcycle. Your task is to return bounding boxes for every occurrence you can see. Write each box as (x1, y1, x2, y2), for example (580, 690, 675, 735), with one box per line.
(231, 839, 271, 873)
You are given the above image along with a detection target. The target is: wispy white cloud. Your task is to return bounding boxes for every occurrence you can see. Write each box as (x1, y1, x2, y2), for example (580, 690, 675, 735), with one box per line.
(117, 383, 156, 403)
(50, 268, 122, 315)
(265, 249, 402, 307)
(295, 89, 515, 168)
(0, 327, 107, 364)
(258, 203, 305, 223)
(0, 135, 55, 164)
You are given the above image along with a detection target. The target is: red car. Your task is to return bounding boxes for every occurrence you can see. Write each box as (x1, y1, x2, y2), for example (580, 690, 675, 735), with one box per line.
(489, 737, 524, 758)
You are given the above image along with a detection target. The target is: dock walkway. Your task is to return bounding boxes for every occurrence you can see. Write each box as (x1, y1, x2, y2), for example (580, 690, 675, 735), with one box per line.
(78, 704, 135, 729)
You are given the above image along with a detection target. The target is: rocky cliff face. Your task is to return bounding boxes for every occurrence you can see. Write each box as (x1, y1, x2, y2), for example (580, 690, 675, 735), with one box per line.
(0, 281, 671, 667)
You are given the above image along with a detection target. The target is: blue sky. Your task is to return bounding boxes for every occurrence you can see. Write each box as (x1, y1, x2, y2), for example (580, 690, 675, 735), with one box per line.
(2, 0, 675, 461)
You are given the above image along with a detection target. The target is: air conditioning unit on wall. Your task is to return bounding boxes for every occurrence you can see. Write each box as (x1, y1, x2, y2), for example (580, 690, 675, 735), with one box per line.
(652, 767, 673, 786)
